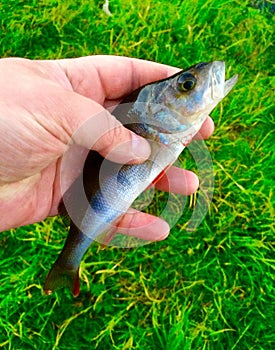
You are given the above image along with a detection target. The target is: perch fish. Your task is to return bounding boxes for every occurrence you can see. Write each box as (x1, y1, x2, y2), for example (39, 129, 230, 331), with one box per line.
(44, 61, 238, 296)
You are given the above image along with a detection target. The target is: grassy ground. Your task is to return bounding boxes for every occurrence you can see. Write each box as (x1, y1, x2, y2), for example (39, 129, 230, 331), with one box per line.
(0, 0, 274, 349)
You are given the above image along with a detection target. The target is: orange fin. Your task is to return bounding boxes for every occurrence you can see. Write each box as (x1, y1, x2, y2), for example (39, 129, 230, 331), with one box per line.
(43, 263, 80, 297)
(146, 164, 172, 190)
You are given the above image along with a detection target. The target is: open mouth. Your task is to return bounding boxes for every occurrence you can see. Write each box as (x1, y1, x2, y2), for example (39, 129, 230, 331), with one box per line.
(210, 61, 238, 99)
(224, 73, 238, 96)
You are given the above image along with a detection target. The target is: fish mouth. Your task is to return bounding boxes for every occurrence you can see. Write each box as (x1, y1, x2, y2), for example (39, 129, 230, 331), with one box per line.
(210, 61, 238, 100)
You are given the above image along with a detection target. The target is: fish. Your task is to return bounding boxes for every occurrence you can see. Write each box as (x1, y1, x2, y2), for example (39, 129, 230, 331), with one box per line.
(43, 61, 238, 296)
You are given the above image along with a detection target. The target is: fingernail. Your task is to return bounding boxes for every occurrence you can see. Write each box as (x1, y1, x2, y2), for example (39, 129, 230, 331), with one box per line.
(131, 133, 151, 160)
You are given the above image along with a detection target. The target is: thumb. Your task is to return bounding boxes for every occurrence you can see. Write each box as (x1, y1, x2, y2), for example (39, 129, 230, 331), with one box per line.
(61, 90, 151, 164)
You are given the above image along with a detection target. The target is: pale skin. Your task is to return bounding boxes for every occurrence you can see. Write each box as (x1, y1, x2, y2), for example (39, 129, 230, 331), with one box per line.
(0, 56, 214, 238)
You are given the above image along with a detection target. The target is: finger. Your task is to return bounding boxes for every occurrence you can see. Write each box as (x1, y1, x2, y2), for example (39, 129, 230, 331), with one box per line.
(56, 55, 180, 101)
(59, 90, 150, 163)
(115, 208, 170, 241)
(154, 166, 199, 195)
(193, 116, 215, 140)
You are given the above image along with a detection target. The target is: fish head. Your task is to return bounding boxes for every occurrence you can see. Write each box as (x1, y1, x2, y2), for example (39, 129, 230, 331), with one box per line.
(172, 61, 238, 119)
(144, 61, 238, 139)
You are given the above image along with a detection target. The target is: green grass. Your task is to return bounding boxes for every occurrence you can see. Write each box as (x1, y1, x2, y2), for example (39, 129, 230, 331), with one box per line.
(0, 0, 274, 349)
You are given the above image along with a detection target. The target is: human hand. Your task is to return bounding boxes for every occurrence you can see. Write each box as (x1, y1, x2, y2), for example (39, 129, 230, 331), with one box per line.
(0, 56, 214, 237)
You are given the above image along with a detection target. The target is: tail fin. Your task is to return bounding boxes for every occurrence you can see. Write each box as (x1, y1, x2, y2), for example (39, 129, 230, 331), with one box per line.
(43, 262, 80, 297)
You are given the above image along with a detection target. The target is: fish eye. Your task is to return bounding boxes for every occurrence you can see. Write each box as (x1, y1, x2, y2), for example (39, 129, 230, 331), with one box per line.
(177, 72, 197, 92)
